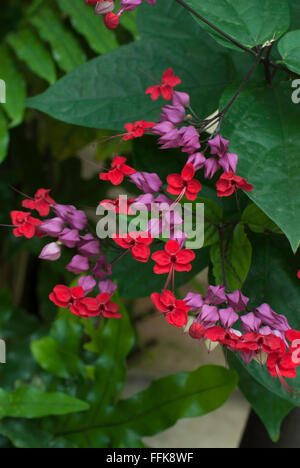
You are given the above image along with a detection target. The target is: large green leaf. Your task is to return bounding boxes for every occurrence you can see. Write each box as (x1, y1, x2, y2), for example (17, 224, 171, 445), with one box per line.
(60, 366, 238, 446)
(0, 44, 26, 127)
(27, 0, 234, 129)
(56, 0, 118, 54)
(210, 223, 252, 291)
(242, 203, 282, 234)
(30, 4, 86, 73)
(0, 387, 89, 419)
(184, 0, 290, 50)
(6, 27, 56, 84)
(278, 30, 300, 75)
(220, 83, 300, 252)
(228, 353, 293, 442)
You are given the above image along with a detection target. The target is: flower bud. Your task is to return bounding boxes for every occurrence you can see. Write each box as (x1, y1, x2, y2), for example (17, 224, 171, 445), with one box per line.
(39, 242, 61, 261)
(104, 12, 120, 29)
(95, 1, 115, 15)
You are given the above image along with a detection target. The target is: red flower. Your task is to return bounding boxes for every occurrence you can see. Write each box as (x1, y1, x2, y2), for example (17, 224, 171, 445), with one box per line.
(49, 285, 84, 308)
(297, 270, 300, 280)
(123, 120, 155, 141)
(146, 68, 181, 101)
(94, 293, 121, 318)
(267, 352, 297, 379)
(152, 239, 195, 275)
(22, 189, 55, 217)
(237, 333, 286, 355)
(216, 171, 254, 197)
(99, 157, 136, 185)
(99, 197, 135, 215)
(205, 326, 240, 350)
(151, 290, 189, 327)
(11, 211, 42, 239)
(112, 231, 153, 263)
(167, 164, 202, 201)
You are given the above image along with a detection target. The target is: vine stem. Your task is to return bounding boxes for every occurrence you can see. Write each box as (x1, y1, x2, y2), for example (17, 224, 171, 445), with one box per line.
(175, 0, 300, 79)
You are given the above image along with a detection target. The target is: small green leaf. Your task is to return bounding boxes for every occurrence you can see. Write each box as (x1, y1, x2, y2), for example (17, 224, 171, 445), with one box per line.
(30, 4, 86, 73)
(211, 223, 252, 290)
(6, 27, 56, 84)
(0, 387, 89, 419)
(278, 30, 300, 74)
(0, 44, 26, 127)
(242, 203, 282, 234)
(31, 337, 86, 379)
(57, 0, 118, 54)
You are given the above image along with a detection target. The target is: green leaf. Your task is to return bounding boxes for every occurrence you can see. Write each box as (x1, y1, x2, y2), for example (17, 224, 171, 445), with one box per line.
(56, 0, 118, 54)
(278, 30, 300, 74)
(184, 0, 290, 50)
(0, 109, 9, 163)
(0, 420, 73, 448)
(31, 337, 86, 379)
(220, 83, 300, 252)
(6, 27, 56, 84)
(289, 0, 300, 30)
(0, 44, 26, 127)
(30, 4, 86, 73)
(228, 353, 293, 442)
(27, 1, 233, 129)
(210, 223, 252, 291)
(0, 387, 89, 419)
(242, 203, 282, 234)
(63, 366, 238, 446)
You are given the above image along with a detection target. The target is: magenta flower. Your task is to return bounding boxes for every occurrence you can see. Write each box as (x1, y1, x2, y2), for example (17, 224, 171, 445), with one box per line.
(205, 285, 226, 305)
(130, 171, 163, 194)
(78, 275, 96, 295)
(99, 279, 117, 296)
(219, 307, 239, 329)
(59, 228, 80, 249)
(227, 290, 250, 313)
(93, 254, 112, 280)
(187, 152, 206, 171)
(66, 255, 89, 274)
(39, 217, 65, 237)
(184, 292, 204, 312)
(241, 312, 262, 333)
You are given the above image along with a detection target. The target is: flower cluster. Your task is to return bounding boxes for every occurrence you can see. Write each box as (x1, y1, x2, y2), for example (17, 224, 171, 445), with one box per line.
(151, 285, 300, 393)
(85, 0, 157, 30)
(8, 68, 298, 393)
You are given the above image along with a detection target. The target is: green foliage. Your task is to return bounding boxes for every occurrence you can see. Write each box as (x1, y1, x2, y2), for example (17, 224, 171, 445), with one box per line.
(1, 0, 300, 447)
(184, 0, 290, 49)
(278, 30, 300, 74)
(220, 84, 300, 252)
(210, 223, 252, 291)
(0, 387, 89, 419)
